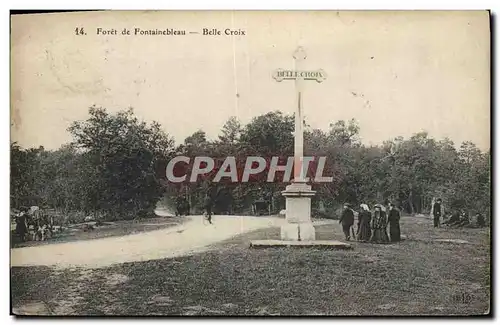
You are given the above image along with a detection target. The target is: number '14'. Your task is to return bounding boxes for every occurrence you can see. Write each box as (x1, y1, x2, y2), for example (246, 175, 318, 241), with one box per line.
(75, 27, 85, 36)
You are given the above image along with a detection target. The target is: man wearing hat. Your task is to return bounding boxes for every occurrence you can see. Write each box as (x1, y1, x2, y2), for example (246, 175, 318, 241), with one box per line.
(339, 203, 355, 241)
(431, 198, 444, 228)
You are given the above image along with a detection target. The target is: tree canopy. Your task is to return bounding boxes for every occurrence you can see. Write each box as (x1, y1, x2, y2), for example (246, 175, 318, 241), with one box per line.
(10, 106, 490, 220)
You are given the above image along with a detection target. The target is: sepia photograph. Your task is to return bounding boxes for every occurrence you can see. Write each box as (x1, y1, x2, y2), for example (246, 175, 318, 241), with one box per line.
(9, 10, 491, 316)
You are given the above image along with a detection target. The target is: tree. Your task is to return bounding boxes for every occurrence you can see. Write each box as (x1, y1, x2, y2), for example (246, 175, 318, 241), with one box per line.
(218, 116, 242, 144)
(237, 111, 295, 211)
(459, 141, 482, 164)
(10, 143, 43, 207)
(328, 119, 361, 147)
(240, 111, 294, 157)
(11, 107, 491, 221)
(67, 106, 175, 219)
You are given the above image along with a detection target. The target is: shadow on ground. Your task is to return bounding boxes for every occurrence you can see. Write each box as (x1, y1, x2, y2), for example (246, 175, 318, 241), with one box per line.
(11, 216, 490, 316)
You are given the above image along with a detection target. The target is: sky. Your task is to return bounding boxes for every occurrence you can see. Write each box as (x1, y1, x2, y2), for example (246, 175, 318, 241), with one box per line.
(10, 10, 491, 151)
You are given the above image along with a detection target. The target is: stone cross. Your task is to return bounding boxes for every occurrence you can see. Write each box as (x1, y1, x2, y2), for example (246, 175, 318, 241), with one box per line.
(272, 46, 327, 181)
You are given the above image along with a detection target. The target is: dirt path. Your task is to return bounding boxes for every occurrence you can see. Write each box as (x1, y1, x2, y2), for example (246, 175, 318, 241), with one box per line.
(11, 215, 293, 268)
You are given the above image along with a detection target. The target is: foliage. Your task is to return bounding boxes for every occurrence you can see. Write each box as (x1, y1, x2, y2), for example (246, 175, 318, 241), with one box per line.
(11, 106, 174, 220)
(10, 107, 491, 220)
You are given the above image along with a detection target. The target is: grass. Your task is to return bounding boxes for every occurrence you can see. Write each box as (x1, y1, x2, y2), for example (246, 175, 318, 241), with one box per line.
(11, 216, 490, 316)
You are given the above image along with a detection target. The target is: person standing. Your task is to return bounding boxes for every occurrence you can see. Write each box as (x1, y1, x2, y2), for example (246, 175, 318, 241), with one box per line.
(476, 213, 486, 228)
(183, 197, 191, 216)
(370, 204, 389, 243)
(176, 195, 187, 216)
(431, 198, 444, 227)
(15, 209, 28, 242)
(387, 203, 401, 242)
(356, 204, 372, 242)
(204, 189, 214, 225)
(339, 203, 355, 241)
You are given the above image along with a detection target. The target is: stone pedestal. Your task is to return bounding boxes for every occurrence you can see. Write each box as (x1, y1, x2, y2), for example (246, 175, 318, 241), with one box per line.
(281, 182, 316, 241)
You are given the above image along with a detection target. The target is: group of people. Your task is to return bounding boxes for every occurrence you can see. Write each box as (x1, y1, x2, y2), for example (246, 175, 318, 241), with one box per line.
(13, 206, 55, 242)
(339, 202, 401, 243)
(336, 197, 486, 244)
(432, 198, 486, 228)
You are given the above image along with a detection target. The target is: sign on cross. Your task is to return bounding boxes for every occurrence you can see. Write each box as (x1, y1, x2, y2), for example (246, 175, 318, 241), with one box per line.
(272, 46, 327, 182)
(272, 69, 327, 83)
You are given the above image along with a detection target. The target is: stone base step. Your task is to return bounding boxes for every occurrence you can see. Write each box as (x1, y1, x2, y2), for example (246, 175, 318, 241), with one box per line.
(249, 240, 352, 249)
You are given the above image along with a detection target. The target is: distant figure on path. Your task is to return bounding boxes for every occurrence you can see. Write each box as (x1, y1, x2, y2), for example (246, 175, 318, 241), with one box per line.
(203, 185, 217, 224)
(356, 204, 372, 242)
(387, 203, 401, 242)
(476, 213, 486, 227)
(176, 195, 190, 216)
(431, 198, 444, 227)
(370, 204, 389, 243)
(204, 193, 213, 225)
(339, 203, 355, 241)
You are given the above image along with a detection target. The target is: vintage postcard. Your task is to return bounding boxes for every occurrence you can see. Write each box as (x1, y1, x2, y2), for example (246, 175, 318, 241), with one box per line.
(10, 10, 491, 316)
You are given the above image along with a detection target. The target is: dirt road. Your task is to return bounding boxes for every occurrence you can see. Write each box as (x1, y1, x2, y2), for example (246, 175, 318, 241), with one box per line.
(11, 215, 289, 268)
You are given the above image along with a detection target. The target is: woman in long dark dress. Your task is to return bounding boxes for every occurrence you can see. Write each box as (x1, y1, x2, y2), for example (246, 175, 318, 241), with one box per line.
(387, 203, 401, 242)
(370, 204, 389, 243)
(356, 204, 372, 242)
(15, 210, 28, 242)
